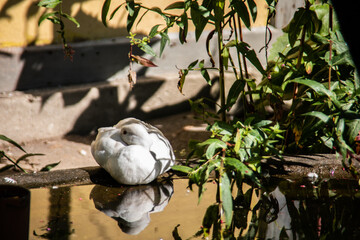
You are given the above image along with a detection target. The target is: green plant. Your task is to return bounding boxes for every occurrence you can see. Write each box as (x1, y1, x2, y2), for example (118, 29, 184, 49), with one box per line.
(38, 0, 80, 60)
(36, 0, 360, 238)
(0, 134, 59, 173)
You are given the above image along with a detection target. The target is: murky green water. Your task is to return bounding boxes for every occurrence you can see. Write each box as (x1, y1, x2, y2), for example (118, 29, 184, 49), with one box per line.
(29, 178, 360, 239)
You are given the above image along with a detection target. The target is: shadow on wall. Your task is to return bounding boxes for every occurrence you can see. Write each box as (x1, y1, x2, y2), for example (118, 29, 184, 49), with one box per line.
(65, 77, 216, 136)
(0, 0, 142, 91)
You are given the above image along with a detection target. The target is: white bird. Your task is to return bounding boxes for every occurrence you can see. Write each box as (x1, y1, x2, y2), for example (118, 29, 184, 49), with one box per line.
(91, 118, 175, 185)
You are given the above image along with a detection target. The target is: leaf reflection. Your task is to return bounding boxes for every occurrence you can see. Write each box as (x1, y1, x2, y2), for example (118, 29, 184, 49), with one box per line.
(175, 178, 360, 240)
(89, 181, 173, 235)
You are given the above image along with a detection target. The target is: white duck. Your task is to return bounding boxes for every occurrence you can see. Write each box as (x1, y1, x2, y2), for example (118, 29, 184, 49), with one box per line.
(91, 118, 175, 185)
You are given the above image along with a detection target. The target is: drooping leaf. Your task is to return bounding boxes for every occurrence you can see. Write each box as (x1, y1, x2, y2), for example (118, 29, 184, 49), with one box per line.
(247, 0, 257, 22)
(177, 69, 187, 95)
(236, 42, 265, 74)
(101, 0, 111, 27)
(38, 12, 58, 26)
(199, 60, 211, 85)
(190, 2, 209, 41)
(225, 80, 245, 110)
(128, 70, 137, 89)
(220, 171, 233, 227)
(61, 13, 80, 27)
(160, 31, 170, 56)
(131, 55, 157, 67)
(231, 0, 251, 29)
(0, 135, 26, 153)
(16, 153, 45, 163)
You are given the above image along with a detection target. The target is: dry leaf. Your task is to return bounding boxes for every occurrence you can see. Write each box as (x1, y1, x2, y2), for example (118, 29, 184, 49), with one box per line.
(177, 69, 185, 95)
(128, 70, 137, 89)
(131, 55, 158, 67)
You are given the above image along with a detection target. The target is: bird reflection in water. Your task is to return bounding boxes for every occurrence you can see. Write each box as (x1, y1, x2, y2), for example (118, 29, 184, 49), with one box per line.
(89, 181, 173, 235)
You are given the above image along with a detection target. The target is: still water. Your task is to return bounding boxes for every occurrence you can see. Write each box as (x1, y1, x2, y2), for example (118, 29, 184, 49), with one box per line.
(29, 178, 360, 239)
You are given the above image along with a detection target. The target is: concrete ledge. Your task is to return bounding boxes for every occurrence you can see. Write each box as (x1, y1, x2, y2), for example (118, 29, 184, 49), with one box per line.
(0, 154, 358, 189)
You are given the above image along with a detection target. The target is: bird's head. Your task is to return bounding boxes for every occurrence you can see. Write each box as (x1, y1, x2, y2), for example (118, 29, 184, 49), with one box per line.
(119, 123, 152, 149)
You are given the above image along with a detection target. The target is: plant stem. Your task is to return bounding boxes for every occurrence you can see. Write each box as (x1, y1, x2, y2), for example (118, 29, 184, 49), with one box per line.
(328, 4, 333, 90)
(217, 22, 226, 122)
(294, 1, 309, 99)
(3, 154, 27, 173)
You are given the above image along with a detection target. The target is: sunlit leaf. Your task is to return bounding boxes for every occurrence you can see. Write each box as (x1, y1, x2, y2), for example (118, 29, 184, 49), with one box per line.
(40, 161, 61, 172)
(172, 165, 192, 174)
(139, 43, 157, 57)
(102, 0, 111, 27)
(149, 24, 161, 38)
(38, 12, 58, 26)
(61, 13, 80, 27)
(38, 0, 62, 8)
(220, 172, 233, 227)
(0, 135, 26, 153)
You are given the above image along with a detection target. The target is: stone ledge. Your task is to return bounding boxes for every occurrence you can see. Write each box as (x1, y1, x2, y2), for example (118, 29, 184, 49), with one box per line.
(0, 154, 358, 189)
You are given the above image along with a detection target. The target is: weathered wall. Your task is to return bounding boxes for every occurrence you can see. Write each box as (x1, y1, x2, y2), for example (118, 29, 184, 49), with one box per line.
(0, 0, 270, 47)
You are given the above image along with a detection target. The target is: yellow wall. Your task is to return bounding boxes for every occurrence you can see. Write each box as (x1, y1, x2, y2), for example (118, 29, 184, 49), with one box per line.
(0, 0, 269, 48)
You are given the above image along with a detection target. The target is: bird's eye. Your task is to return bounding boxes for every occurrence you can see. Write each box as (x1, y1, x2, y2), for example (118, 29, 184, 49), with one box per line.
(122, 130, 127, 135)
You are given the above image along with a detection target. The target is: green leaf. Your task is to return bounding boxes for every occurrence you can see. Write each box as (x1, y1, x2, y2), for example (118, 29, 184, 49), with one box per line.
(206, 140, 226, 159)
(252, 120, 272, 128)
(16, 153, 45, 163)
(231, 0, 251, 29)
(236, 42, 265, 74)
(0, 135, 26, 153)
(38, 0, 62, 8)
(188, 59, 199, 70)
(126, 3, 139, 32)
(139, 42, 157, 57)
(160, 31, 170, 56)
(178, 13, 188, 44)
(40, 161, 60, 172)
(302, 111, 331, 124)
(222, 46, 230, 70)
(225, 80, 245, 110)
(165, 1, 185, 10)
(224, 157, 261, 186)
(61, 13, 80, 27)
(102, 0, 111, 27)
(38, 12, 58, 26)
(220, 172, 233, 227)
(199, 60, 211, 85)
(347, 119, 360, 144)
(247, 0, 257, 22)
(149, 24, 161, 38)
(171, 165, 192, 174)
(190, 2, 209, 41)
